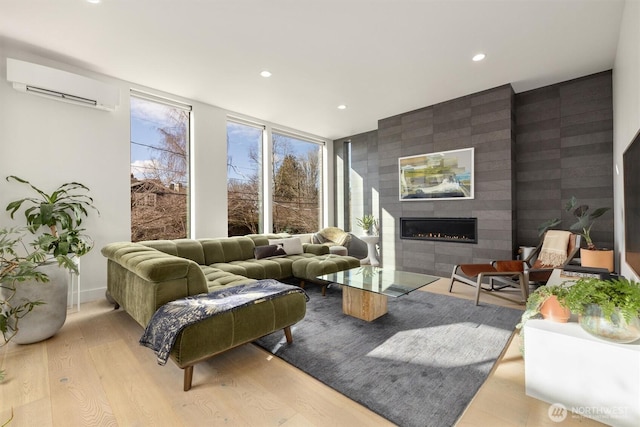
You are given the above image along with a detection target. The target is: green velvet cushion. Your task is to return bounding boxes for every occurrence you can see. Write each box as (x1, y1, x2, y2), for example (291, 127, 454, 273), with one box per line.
(211, 259, 285, 280)
(292, 255, 361, 280)
(302, 244, 330, 255)
(137, 239, 180, 256)
(199, 237, 256, 264)
(172, 239, 206, 265)
(102, 242, 196, 282)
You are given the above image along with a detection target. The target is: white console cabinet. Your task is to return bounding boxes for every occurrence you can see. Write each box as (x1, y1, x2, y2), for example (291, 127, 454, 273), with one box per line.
(524, 319, 640, 426)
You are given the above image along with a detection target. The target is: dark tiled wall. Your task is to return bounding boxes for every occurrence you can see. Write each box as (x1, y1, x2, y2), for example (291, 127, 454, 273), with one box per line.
(337, 85, 517, 277)
(335, 71, 614, 276)
(515, 71, 614, 249)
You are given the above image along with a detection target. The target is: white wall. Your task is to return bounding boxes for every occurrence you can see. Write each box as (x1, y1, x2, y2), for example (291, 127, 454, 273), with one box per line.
(613, 0, 640, 279)
(0, 48, 229, 302)
(0, 47, 331, 303)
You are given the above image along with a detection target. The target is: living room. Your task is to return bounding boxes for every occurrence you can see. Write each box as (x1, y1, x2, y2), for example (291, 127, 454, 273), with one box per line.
(1, 0, 639, 426)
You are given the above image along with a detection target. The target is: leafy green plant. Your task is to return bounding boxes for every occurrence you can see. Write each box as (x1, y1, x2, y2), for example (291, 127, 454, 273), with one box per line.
(518, 285, 570, 328)
(516, 284, 571, 354)
(5, 176, 99, 269)
(525, 285, 570, 313)
(355, 215, 378, 235)
(536, 218, 562, 237)
(536, 196, 610, 249)
(0, 227, 50, 347)
(565, 277, 640, 322)
(564, 196, 610, 250)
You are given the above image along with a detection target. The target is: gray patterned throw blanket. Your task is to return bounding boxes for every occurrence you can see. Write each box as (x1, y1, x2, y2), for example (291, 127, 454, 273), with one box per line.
(140, 279, 308, 365)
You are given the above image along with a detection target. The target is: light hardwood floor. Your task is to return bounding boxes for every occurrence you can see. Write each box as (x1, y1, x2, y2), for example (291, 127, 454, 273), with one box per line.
(0, 278, 605, 426)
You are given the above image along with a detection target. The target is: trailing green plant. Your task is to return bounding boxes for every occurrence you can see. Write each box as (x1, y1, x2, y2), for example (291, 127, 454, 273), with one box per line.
(564, 196, 610, 250)
(355, 215, 378, 235)
(564, 277, 640, 323)
(5, 176, 99, 269)
(526, 285, 570, 313)
(0, 227, 50, 347)
(516, 284, 571, 354)
(517, 285, 571, 328)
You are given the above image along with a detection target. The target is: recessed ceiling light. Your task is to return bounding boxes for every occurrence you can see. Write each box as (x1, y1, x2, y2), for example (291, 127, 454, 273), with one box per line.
(472, 53, 486, 62)
(337, 104, 347, 110)
(260, 70, 272, 78)
(86, 0, 101, 4)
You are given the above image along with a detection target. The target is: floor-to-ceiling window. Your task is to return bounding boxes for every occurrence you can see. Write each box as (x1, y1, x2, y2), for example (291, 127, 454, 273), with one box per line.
(272, 131, 322, 233)
(227, 120, 324, 235)
(227, 119, 264, 236)
(130, 92, 191, 241)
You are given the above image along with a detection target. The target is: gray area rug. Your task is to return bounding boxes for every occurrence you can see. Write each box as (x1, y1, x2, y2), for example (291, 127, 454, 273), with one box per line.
(255, 284, 523, 427)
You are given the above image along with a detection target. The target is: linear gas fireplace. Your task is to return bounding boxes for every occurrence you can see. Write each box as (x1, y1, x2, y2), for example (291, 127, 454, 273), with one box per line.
(400, 217, 477, 244)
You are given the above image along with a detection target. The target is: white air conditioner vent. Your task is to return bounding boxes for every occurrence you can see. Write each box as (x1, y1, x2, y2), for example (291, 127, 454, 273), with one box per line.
(6, 58, 120, 111)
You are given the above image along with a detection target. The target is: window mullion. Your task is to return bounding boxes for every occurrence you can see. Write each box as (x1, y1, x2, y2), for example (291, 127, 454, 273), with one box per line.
(263, 126, 274, 234)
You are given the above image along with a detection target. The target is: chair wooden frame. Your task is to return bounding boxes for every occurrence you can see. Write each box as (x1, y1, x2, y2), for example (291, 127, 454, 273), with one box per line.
(449, 261, 528, 306)
(449, 232, 582, 306)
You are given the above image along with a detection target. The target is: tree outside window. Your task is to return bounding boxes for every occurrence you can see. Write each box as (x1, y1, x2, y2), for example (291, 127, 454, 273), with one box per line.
(272, 133, 321, 234)
(227, 123, 322, 235)
(130, 95, 190, 241)
(227, 121, 263, 236)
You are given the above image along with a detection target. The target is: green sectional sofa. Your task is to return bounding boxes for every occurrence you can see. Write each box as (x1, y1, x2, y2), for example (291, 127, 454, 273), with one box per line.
(101, 234, 360, 390)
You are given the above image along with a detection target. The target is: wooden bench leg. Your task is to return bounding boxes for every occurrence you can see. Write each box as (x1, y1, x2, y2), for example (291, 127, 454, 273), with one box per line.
(284, 326, 293, 344)
(183, 365, 194, 391)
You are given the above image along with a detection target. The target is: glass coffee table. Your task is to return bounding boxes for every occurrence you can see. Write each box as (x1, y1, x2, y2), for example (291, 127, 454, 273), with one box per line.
(316, 266, 439, 321)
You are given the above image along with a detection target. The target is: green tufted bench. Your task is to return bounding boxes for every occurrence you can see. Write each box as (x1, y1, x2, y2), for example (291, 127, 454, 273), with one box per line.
(101, 235, 360, 390)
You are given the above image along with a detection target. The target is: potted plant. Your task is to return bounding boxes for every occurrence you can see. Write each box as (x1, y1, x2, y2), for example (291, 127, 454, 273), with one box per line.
(3, 176, 98, 343)
(529, 284, 572, 322)
(565, 277, 640, 343)
(516, 284, 572, 354)
(518, 284, 571, 328)
(564, 196, 613, 271)
(0, 228, 50, 346)
(355, 215, 378, 236)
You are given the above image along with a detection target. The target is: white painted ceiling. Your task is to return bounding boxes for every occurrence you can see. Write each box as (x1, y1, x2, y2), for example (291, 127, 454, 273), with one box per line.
(0, 0, 625, 140)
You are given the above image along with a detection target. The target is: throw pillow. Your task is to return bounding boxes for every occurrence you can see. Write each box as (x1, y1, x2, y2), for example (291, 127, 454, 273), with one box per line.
(268, 237, 304, 255)
(254, 244, 287, 260)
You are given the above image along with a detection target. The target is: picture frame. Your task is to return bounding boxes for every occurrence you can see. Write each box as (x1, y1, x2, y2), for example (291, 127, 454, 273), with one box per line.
(398, 147, 474, 201)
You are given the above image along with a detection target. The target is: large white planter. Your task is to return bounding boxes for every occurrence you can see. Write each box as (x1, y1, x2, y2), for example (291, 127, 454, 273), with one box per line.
(2, 261, 69, 344)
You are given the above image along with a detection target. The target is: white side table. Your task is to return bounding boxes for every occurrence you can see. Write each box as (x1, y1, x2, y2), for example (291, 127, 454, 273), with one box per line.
(524, 319, 640, 426)
(360, 235, 380, 267)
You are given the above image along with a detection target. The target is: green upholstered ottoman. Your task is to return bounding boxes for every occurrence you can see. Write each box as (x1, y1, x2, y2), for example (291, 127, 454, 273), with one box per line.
(166, 285, 307, 391)
(292, 255, 361, 295)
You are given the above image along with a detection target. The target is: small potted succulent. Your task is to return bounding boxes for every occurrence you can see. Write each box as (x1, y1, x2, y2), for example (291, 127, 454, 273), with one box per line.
(355, 215, 378, 236)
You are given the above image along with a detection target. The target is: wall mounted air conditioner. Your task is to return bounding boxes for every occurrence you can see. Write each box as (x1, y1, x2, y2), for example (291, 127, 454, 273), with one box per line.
(6, 58, 120, 111)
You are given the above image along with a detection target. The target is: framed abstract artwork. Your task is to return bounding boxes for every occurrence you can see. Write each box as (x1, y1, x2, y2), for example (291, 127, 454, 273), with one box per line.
(398, 147, 474, 201)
